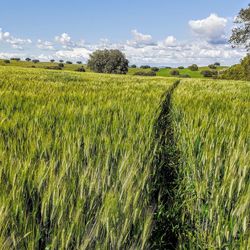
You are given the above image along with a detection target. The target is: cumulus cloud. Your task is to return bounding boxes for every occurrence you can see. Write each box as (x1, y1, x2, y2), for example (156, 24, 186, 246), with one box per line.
(37, 39, 55, 50)
(0, 27, 32, 49)
(0, 20, 246, 66)
(189, 14, 228, 44)
(55, 47, 91, 61)
(127, 29, 156, 47)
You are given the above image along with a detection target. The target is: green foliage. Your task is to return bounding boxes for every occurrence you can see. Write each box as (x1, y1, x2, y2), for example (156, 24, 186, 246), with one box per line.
(3, 59, 10, 64)
(66, 61, 73, 64)
(188, 64, 199, 71)
(140, 65, 151, 69)
(230, 4, 250, 50)
(130, 64, 137, 68)
(208, 64, 217, 69)
(25, 58, 31, 62)
(75, 66, 86, 72)
(10, 57, 21, 61)
(178, 66, 184, 69)
(151, 67, 160, 72)
(50, 59, 55, 63)
(76, 61, 82, 64)
(58, 63, 64, 68)
(201, 69, 218, 77)
(32, 59, 40, 63)
(220, 54, 250, 81)
(87, 49, 129, 74)
(170, 69, 180, 76)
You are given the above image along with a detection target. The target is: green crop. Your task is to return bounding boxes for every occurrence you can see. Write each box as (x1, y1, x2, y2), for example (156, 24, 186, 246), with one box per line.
(0, 66, 174, 249)
(172, 79, 250, 249)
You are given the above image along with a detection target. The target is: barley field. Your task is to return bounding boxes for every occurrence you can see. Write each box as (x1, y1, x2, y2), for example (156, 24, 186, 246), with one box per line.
(0, 66, 249, 249)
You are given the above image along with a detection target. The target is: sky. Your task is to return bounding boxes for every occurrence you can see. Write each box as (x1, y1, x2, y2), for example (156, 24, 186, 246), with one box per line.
(0, 0, 249, 66)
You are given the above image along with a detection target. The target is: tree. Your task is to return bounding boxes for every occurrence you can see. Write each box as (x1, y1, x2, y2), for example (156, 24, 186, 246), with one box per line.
(25, 58, 31, 62)
(76, 61, 82, 64)
(58, 63, 64, 68)
(87, 49, 129, 74)
(208, 64, 217, 69)
(151, 67, 160, 72)
(66, 61, 73, 64)
(140, 65, 151, 69)
(178, 66, 184, 69)
(4, 59, 10, 64)
(50, 59, 55, 63)
(230, 4, 250, 50)
(170, 69, 180, 76)
(10, 58, 20, 61)
(201, 70, 218, 78)
(188, 64, 199, 71)
(59, 60, 64, 63)
(130, 64, 137, 68)
(214, 62, 220, 66)
(32, 59, 40, 63)
(75, 66, 85, 72)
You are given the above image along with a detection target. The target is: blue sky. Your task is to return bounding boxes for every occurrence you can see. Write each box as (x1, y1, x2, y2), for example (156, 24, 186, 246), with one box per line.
(0, 0, 249, 66)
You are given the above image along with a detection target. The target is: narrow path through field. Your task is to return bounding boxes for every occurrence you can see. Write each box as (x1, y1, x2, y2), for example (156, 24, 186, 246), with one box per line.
(150, 80, 181, 249)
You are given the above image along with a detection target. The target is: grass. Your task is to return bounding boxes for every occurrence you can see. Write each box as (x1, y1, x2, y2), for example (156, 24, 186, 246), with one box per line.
(0, 65, 249, 249)
(0, 66, 174, 249)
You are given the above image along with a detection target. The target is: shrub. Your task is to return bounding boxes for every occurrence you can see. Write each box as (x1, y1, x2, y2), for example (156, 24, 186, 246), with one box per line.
(165, 66, 172, 69)
(10, 58, 21, 61)
(201, 70, 218, 77)
(76, 61, 82, 64)
(208, 64, 217, 69)
(25, 58, 31, 62)
(32, 59, 40, 63)
(140, 65, 151, 69)
(134, 71, 156, 76)
(66, 61, 73, 64)
(151, 67, 159, 72)
(170, 69, 180, 76)
(58, 63, 64, 68)
(178, 66, 184, 69)
(179, 74, 191, 78)
(188, 64, 199, 71)
(45, 66, 62, 70)
(75, 67, 86, 72)
(3, 60, 10, 64)
(130, 64, 137, 68)
(87, 49, 129, 74)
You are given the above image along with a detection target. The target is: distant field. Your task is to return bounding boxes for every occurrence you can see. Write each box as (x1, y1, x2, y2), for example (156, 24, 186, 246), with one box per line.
(157, 66, 227, 78)
(0, 59, 87, 72)
(0, 59, 228, 78)
(0, 65, 249, 249)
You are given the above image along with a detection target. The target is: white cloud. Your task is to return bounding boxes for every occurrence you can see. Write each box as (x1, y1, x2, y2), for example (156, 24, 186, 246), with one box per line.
(189, 14, 228, 44)
(0, 21, 246, 66)
(127, 29, 156, 47)
(55, 47, 91, 61)
(37, 39, 55, 50)
(0, 28, 32, 49)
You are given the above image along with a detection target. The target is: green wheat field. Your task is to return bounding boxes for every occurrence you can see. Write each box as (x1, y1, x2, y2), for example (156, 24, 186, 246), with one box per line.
(0, 66, 249, 249)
